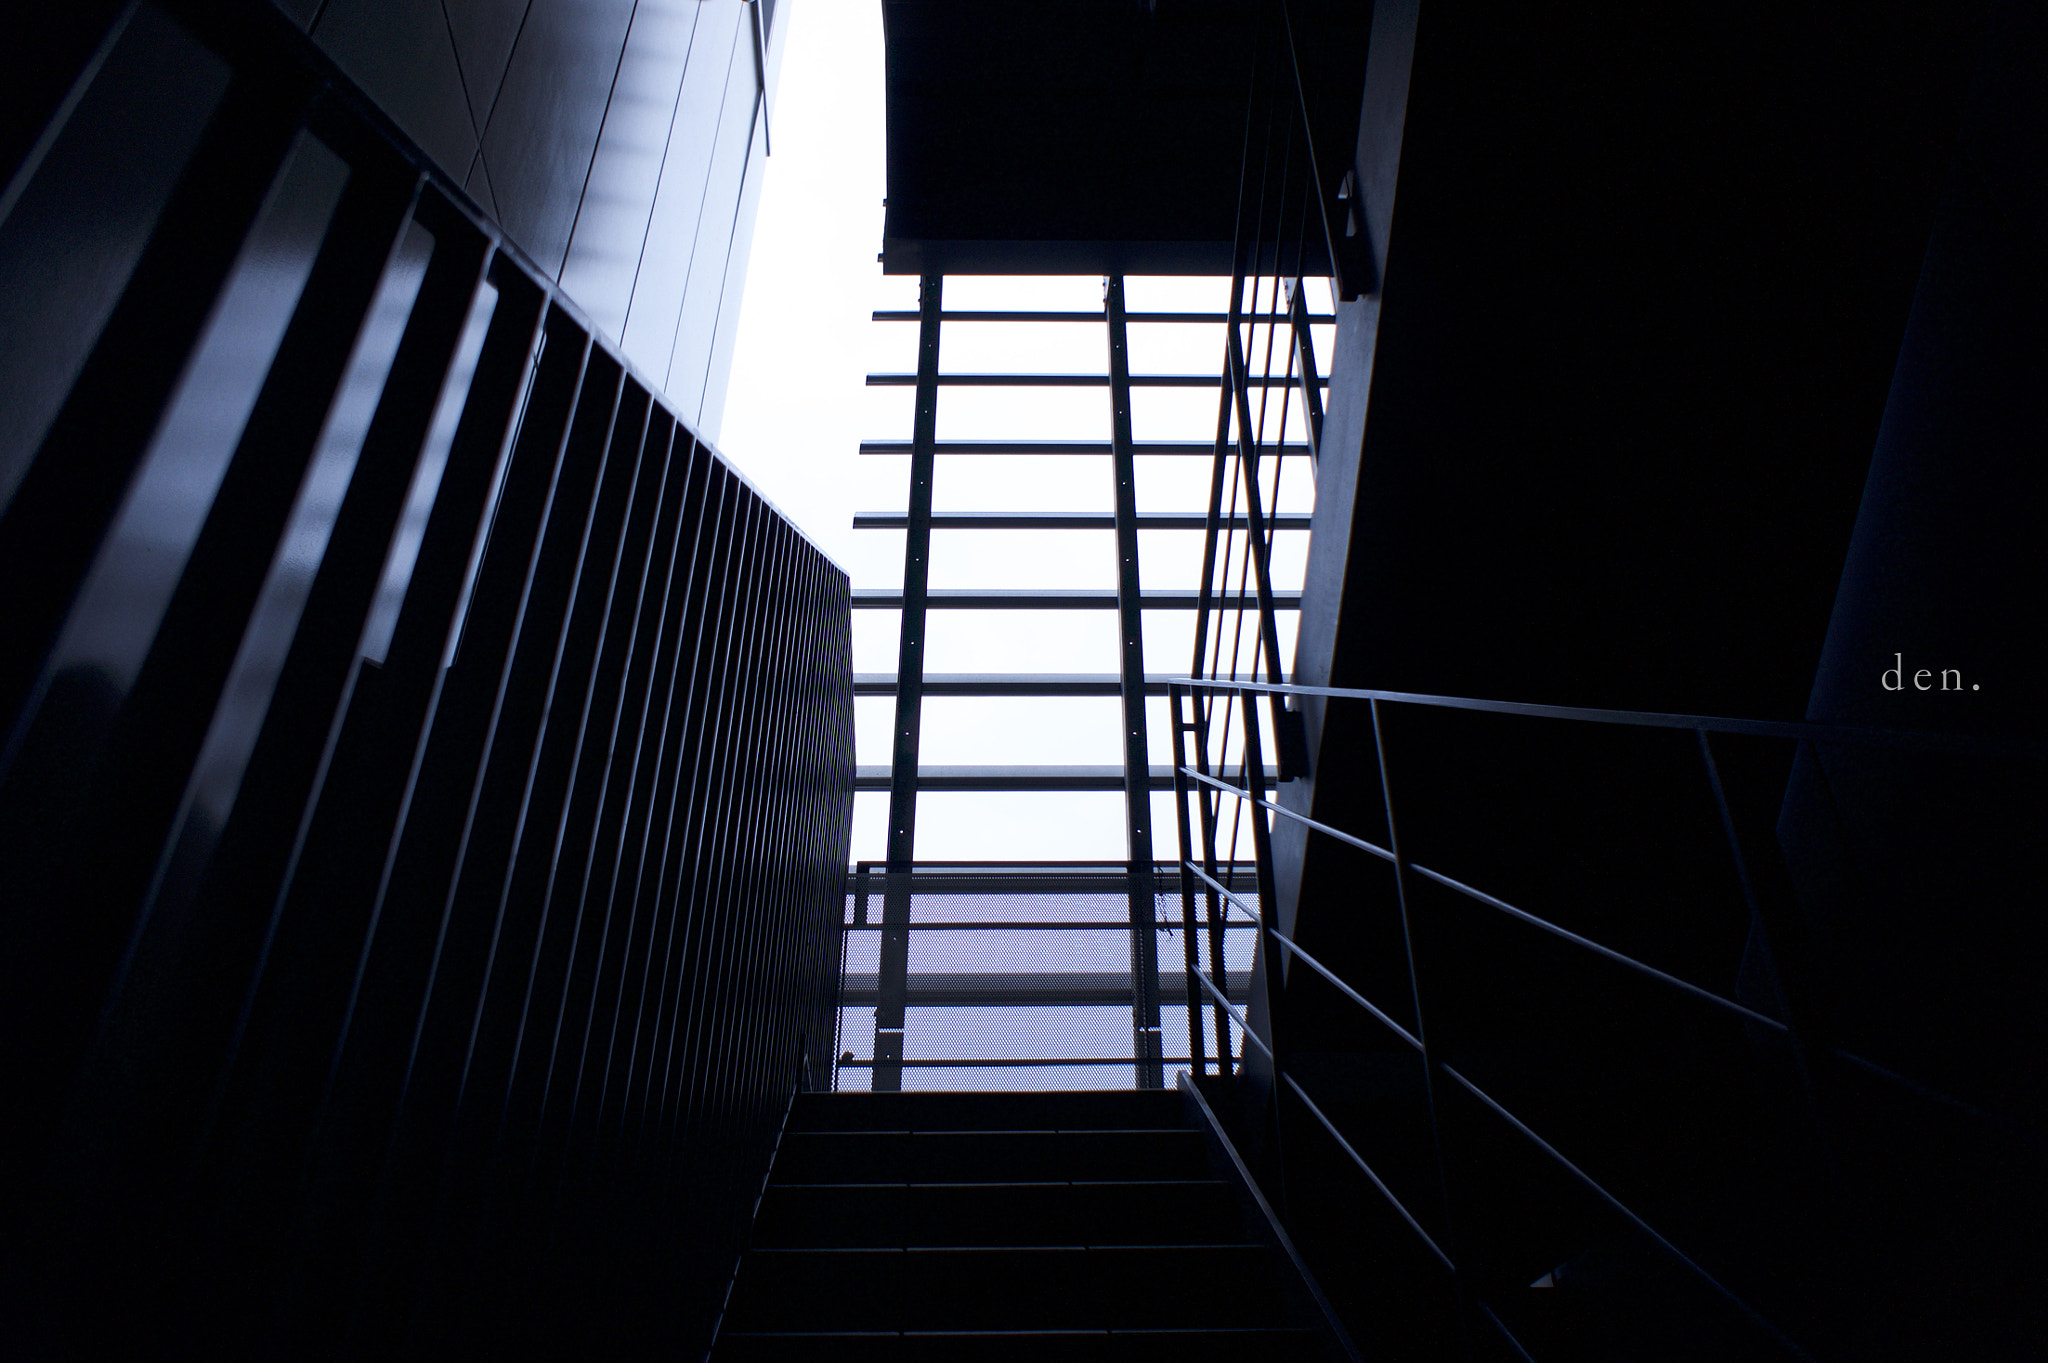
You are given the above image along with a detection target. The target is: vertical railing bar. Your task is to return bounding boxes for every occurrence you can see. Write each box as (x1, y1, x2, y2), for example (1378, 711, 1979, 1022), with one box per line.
(530, 428, 700, 1165)
(1274, 0, 1362, 298)
(1168, 685, 1209, 1077)
(1369, 696, 1468, 1314)
(656, 498, 769, 1151)
(496, 398, 669, 1148)
(588, 471, 734, 1143)
(1239, 682, 1289, 1216)
(1288, 279, 1324, 470)
(1227, 332, 1291, 763)
(559, 453, 720, 1169)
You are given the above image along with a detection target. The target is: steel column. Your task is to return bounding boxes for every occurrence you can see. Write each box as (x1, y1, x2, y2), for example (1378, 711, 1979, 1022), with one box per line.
(1287, 280, 1325, 467)
(872, 274, 943, 1090)
(1168, 686, 1208, 1077)
(1106, 276, 1164, 1088)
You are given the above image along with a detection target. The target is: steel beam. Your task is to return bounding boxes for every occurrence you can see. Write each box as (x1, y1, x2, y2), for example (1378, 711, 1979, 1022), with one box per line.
(866, 372, 1322, 388)
(1288, 280, 1326, 465)
(851, 672, 1285, 697)
(841, 861, 1261, 898)
(852, 511, 1312, 530)
(860, 440, 1310, 457)
(837, 970, 1254, 1007)
(871, 274, 943, 1090)
(1107, 276, 1164, 1090)
(871, 310, 1336, 324)
(851, 588, 1301, 609)
(853, 763, 1279, 792)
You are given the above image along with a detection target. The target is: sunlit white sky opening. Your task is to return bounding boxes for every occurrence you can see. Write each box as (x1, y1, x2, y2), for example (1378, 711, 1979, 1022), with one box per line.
(719, 0, 1325, 866)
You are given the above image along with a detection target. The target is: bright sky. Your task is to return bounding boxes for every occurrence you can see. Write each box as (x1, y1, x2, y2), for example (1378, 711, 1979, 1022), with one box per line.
(717, 0, 1324, 868)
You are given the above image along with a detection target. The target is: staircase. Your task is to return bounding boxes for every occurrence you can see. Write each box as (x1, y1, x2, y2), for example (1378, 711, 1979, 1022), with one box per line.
(711, 1086, 1342, 1361)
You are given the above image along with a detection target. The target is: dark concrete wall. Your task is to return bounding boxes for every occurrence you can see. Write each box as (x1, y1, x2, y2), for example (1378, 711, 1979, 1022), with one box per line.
(1309, 2, 1988, 721)
(1769, 7, 2048, 1352)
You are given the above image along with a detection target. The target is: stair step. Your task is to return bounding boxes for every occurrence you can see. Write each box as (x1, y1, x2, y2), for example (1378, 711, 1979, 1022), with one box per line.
(714, 1326, 1322, 1362)
(770, 1129, 1211, 1185)
(786, 1089, 1185, 1134)
(722, 1245, 1285, 1333)
(751, 1179, 1242, 1249)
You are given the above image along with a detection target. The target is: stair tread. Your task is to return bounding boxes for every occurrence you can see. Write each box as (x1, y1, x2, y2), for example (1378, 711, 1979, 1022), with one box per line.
(788, 1090, 1187, 1134)
(770, 1129, 1211, 1185)
(713, 1324, 1321, 1363)
(722, 1241, 1288, 1332)
(723, 1327, 1319, 1337)
(721, 1091, 1334, 1357)
(750, 1176, 1247, 1249)
(745, 1236, 1269, 1244)
(768, 1178, 1233, 1187)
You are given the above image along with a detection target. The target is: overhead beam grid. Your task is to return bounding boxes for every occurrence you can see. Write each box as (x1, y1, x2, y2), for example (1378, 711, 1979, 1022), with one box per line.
(853, 271, 1323, 1093)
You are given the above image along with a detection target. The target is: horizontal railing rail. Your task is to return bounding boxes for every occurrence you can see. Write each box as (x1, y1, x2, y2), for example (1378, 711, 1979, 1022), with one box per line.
(1169, 674, 2046, 759)
(872, 309, 1337, 324)
(858, 439, 1313, 457)
(851, 510, 1313, 530)
(851, 588, 1302, 609)
(1167, 667, 2032, 1359)
(866, 371, 1328, 388)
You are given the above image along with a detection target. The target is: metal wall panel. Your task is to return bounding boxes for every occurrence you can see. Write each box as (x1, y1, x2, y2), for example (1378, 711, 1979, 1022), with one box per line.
(476, 0, 640, 277)
(311, 0, 485, 185)
(442, 0, 537, 131)
(665, 24, 761, 419)
(619, 0, 747, 387)
(0, 6, 853, 1356)
(290, 0, 767, 418)
(558, 1, 704, 342)
(695, 106, 771, 439)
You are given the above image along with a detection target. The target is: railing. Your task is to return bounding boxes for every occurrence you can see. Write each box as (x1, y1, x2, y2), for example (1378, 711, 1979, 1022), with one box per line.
(1176, 0, 1344, 1078)
(0, 3, 850, 1355)
(1167, 1, 2048, 1354)
(1168, 673, 2043, 1357)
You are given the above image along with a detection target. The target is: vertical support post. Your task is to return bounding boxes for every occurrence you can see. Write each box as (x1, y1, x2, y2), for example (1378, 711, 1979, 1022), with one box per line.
(1287, 279, 1324, 468)
(1225, 323, 1298, 779)
(1190, 323, 1237, 1070)
(1189, 302, 1237, 1011)
(1370, 697, 1461, 1281)
(870, 275, 942, 1091)
(1167, 687, 1207, 1077)
(1106, 275, 1163, 1089)
(1188, 271, 1245, 1072)
(837, 863, 870, 1092)
(1275, 0, 1373, 297)
(1240, 682, 1288, 1212)
(1191, 284, 1237, 696)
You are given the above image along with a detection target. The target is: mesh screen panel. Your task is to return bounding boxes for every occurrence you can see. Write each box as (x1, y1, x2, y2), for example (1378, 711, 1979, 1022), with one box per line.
(834, 864, 1257, 1090)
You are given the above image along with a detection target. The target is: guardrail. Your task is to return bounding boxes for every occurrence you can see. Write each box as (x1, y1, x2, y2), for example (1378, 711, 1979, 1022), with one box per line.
(1168, 673, 2040, 1358)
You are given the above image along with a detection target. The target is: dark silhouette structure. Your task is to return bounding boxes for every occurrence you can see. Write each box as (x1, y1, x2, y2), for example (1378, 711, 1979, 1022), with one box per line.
(860, 1, 2048, 1358)
(1, 2, 850, 1357)
(4, 0, 2045, 1358)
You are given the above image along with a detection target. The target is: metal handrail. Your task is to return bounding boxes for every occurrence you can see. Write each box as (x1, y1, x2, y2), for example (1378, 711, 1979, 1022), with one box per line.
(1179, 762, 1796, 1036)
(1167, 665, 2030, 1354)
(1180, 856, 1419, 1050)
(1170, 674, 2045, 759)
